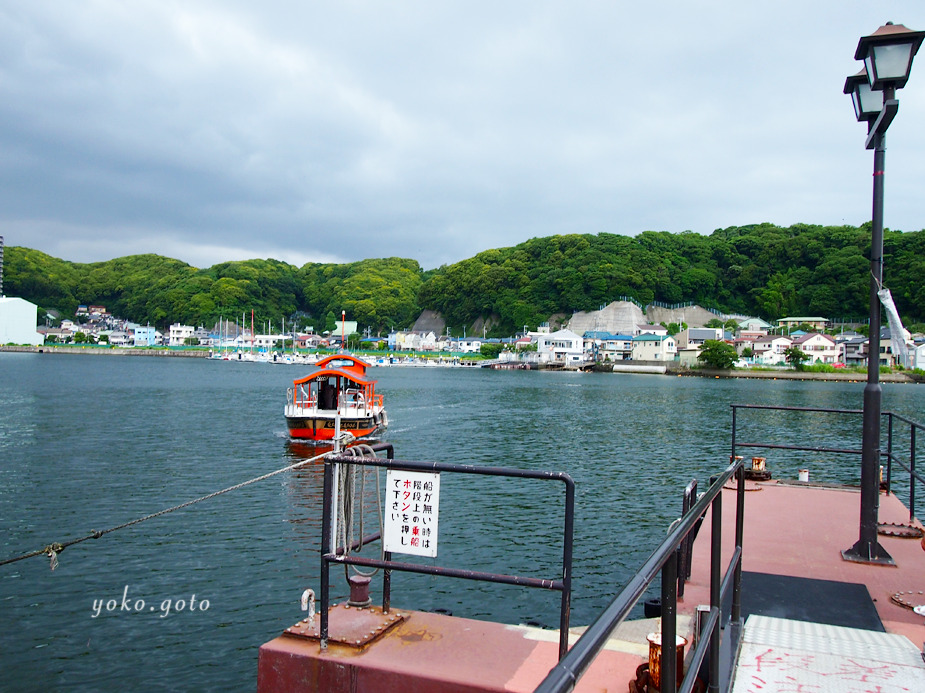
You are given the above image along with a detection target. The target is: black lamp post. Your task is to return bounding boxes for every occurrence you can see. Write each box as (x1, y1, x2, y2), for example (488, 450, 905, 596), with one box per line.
(842, 22, 924, 565)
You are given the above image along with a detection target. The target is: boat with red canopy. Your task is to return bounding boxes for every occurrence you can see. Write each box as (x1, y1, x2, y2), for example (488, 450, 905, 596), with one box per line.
(284, 354, 388, 441)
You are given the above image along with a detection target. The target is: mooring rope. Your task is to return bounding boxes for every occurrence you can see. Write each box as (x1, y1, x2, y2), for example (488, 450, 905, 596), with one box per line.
(335, 444, 384, 578)
(0, 450, 330, 571)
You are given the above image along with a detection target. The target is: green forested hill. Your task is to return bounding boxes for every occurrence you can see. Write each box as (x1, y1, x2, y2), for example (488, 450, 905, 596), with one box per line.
(5, 223, 924, 334)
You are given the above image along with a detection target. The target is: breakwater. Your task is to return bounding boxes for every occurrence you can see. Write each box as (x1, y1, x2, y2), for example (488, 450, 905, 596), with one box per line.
(0, 345, 208, 358)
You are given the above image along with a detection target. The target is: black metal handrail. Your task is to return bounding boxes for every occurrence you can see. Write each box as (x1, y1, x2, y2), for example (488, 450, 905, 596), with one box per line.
(534, 457, 745, 693)
(319, 444, 576, 659)
(731, 404, 924, 522)
(882, 411, 924, 521)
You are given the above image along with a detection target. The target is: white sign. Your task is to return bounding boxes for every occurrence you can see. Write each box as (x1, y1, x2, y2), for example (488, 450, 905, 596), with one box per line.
(384, 470, 440, 558)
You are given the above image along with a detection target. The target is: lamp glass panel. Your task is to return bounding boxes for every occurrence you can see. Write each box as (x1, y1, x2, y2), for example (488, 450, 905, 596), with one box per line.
(851, 91, 863, 120)
(856, 81, 882, 116)
(867, 43, 913, 82)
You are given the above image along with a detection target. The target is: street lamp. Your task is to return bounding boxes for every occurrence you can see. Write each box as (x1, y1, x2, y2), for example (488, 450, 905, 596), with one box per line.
(842, 22, 924, 566)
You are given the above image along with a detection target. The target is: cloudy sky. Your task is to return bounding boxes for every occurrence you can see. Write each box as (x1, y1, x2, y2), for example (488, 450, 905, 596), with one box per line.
(2, 2, 924, 271)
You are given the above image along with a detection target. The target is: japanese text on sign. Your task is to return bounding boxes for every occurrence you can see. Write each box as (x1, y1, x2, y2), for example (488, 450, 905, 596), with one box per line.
(384, 470, 440, 558)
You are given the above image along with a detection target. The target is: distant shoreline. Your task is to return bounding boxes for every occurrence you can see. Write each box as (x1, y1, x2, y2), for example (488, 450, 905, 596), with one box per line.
(1, 345, 918, 383)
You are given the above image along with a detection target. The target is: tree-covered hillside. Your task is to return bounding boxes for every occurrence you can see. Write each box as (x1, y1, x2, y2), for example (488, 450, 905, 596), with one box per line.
(5, 223, 924, 334)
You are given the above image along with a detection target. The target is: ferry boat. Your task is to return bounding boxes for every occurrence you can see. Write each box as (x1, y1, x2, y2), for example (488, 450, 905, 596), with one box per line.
(284, 354, 388, 441)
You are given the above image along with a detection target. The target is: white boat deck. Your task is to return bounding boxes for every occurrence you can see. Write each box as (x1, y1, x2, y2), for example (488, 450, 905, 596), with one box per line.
(732, 615, 925, 692)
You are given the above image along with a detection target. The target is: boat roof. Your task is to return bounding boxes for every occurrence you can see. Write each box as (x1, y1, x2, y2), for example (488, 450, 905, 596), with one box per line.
(313, 354, 372, 373)
(292, 367, 377, 388)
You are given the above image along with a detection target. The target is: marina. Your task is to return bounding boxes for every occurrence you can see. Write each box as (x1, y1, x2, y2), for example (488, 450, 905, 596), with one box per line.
(1, 352, 923, 691)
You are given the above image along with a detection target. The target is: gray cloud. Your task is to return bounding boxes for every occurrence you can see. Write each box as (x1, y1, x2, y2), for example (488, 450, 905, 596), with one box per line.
(2, 2, 923, 270)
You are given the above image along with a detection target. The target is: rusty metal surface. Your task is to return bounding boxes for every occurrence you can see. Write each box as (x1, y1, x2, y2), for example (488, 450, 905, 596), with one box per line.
(283, 603, 405, 648)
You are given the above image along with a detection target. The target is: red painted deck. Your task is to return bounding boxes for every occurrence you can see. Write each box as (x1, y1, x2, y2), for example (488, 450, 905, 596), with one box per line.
(257, 480, 925, 692)
(681, 481, 925, 645)
(258, 608, 644, 692)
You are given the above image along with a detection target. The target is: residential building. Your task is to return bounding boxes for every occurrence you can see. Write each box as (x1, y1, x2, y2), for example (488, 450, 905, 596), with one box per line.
(168, 323, 195, 346)
(734, 334, 758, 356)
(393, 331, 438, 352)
(737, 317, 772, 333)
(636, 323, 668, 337)
(134, 326, 157, 347)
(109, 330, 132, 346)
(631, 334, 676, 362)
(676, 327, 723, 350)
(777, 317, 828, 332)
(536, 329, 585, 364)
(792, 333, 838, 364)
(453, 338, 483, 354)
(836, 336, 867, 367)
(752, 335, 792, 365)
(583, 331, 633, 361)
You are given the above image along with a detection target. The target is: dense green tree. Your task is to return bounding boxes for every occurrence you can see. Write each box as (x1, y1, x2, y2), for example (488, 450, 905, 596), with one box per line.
(698, 340, 738, 369)
(784, 346, 812, 370)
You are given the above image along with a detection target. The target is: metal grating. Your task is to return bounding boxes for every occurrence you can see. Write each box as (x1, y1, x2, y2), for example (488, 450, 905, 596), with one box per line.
(732, 615, 925, 693)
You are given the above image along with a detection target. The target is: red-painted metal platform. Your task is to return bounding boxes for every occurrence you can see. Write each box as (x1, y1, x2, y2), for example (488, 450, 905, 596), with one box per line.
(258, 481, 925, 692)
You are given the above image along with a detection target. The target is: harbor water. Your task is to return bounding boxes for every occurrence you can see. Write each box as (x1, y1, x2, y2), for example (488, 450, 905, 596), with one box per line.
(1, 352, 922, 691)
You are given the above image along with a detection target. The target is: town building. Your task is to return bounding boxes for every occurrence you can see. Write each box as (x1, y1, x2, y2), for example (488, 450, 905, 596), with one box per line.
(168, 323, 195, 346)
(777, 316, 828, 332)
(737, 317, 772, 333)
(0, 296, 44, 345)
(536, 329, 585, 364)
(752, 335, 793, 365)
(134, 326, 157, 347)
(631, 334, 676, 362)
(792, 333, 839, 364)
(675, 327, 723, 350)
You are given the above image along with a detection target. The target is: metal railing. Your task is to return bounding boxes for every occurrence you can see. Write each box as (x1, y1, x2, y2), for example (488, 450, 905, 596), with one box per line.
(731, 404, 924, 522)
(881, 411, 924, 522)
(535, 457, 745, 693)
(319, 444, 576, 658)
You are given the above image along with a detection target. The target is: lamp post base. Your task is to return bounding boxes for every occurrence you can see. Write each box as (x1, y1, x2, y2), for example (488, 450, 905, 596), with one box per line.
(841, 541, 895, 566)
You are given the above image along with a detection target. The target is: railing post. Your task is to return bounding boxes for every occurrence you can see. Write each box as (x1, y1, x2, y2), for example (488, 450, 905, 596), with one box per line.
(733, 463, 744, 625)
(886, 413, 894, 494)
(709, 489, 722, 693)
(320, 458, 334, 650)
(559, 478, 575, 660)
(660, 547, 679, 693)
(911, 426, 917, 523)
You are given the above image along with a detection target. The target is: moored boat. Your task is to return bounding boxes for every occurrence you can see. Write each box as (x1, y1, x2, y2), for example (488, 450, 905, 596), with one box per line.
(284, 354, 388, 441)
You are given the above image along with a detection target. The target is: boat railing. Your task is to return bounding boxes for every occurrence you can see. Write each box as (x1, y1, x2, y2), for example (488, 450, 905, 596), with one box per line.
(535, 457, 746, 693)
(320, 444, 576, 660)
(730, 404, 925, 523)
(288, 386, 317, 410)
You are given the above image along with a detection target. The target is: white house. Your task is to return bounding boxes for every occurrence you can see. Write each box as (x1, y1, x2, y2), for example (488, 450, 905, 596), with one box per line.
(792, 333, 839, 364)
(636, 324, 668, 337)
(753, 335, 792, 365)
(453, 338, 483, 354)
(631, 334, 676, 361)
(0, 296, 44, 345)
(169, 323, 195, 346)
(536, 329, 585, 364)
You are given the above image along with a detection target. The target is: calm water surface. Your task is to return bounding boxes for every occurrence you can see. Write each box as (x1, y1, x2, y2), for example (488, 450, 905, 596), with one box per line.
(1, 352, 922, 691)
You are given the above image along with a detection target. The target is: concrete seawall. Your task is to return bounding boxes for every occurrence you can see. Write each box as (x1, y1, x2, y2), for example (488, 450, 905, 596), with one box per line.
(0, 345, 209, 358)
(679, 366, 917, 384)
